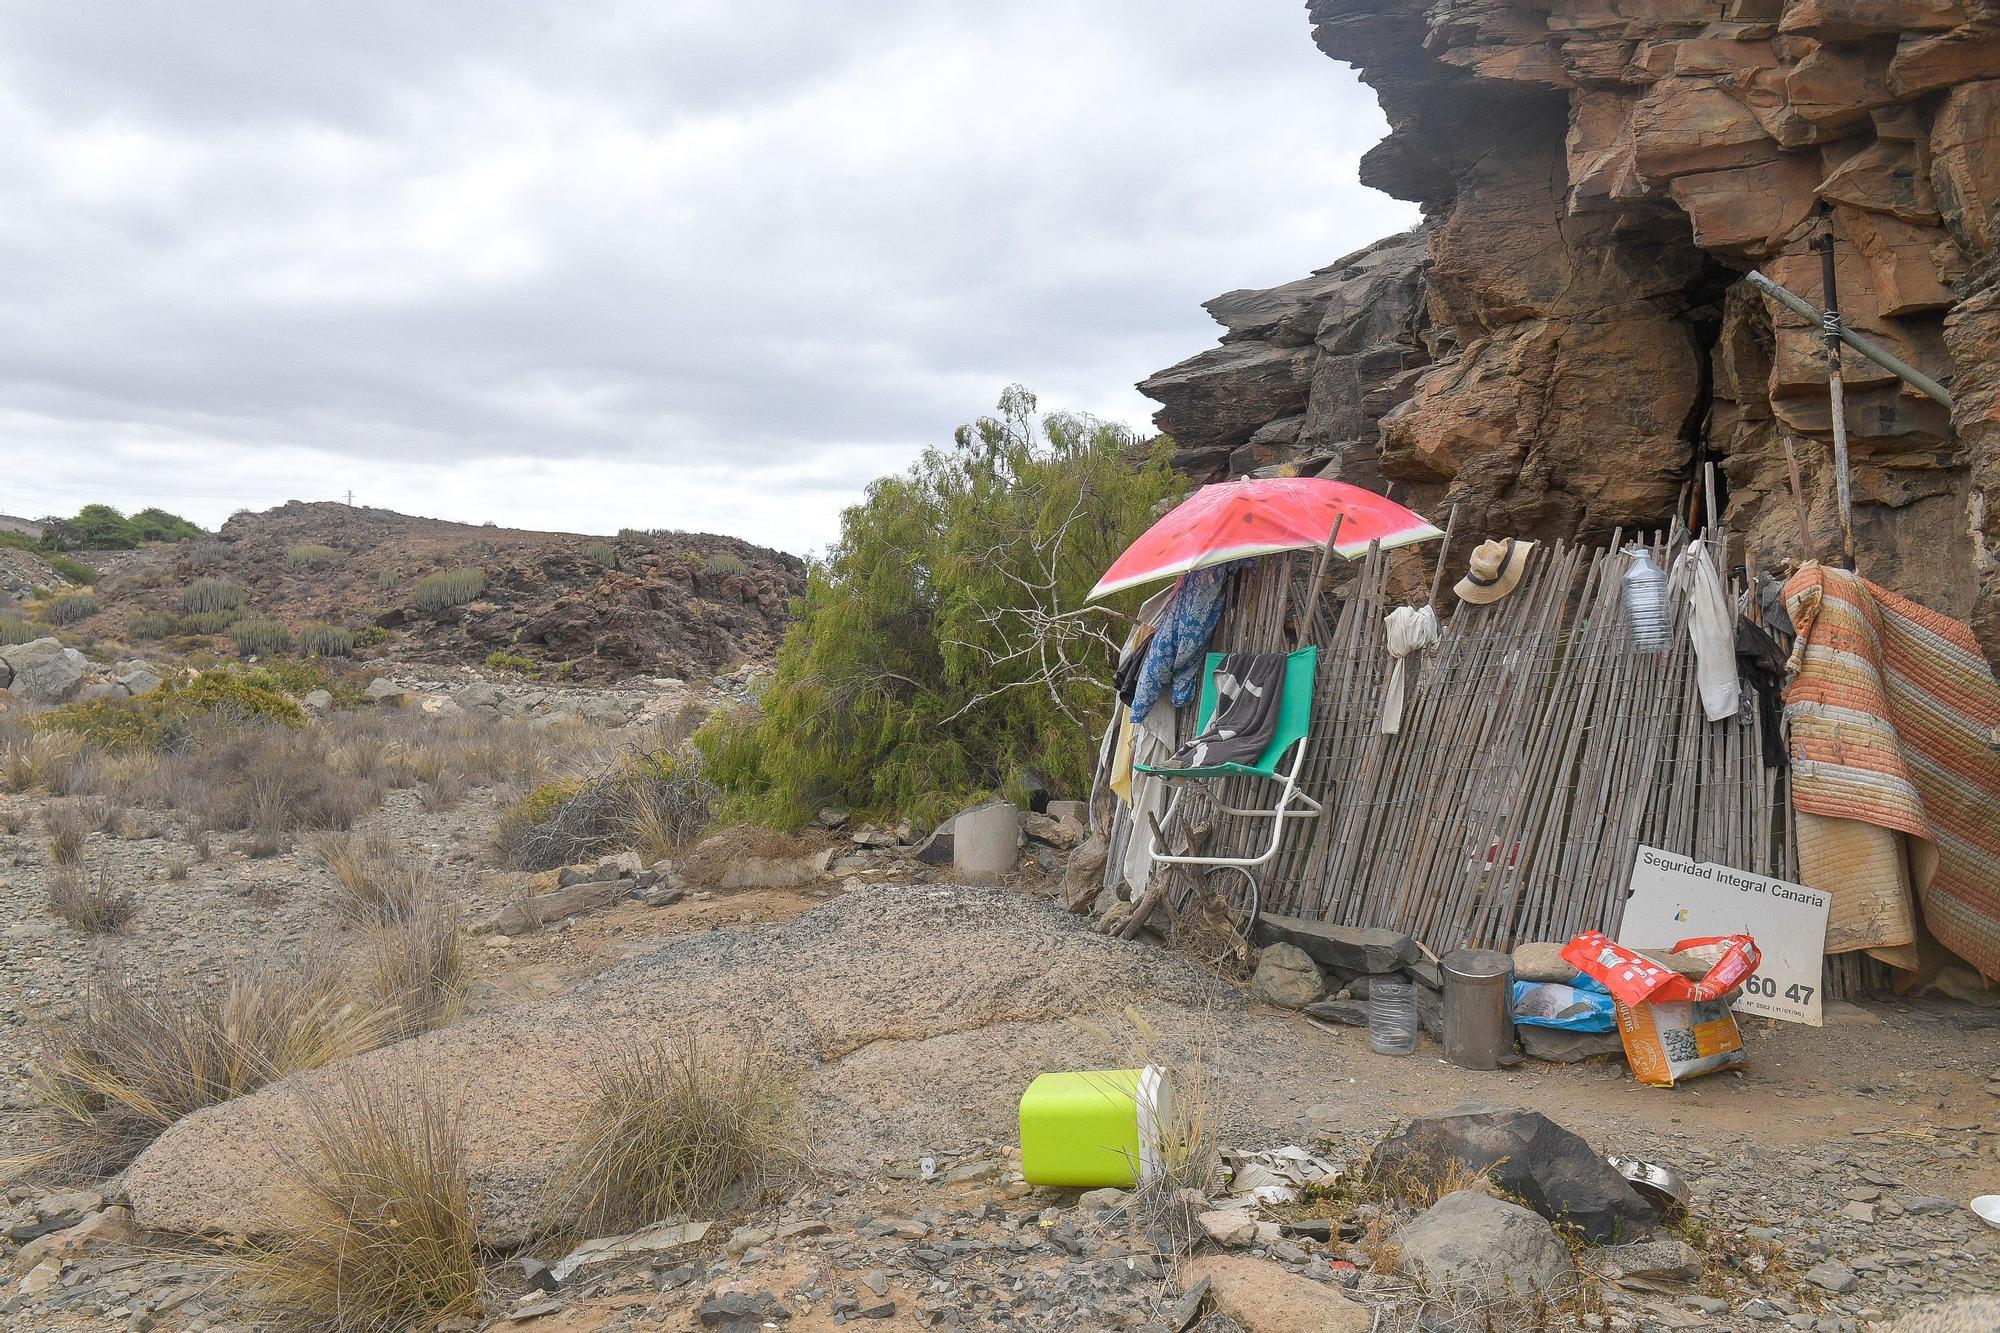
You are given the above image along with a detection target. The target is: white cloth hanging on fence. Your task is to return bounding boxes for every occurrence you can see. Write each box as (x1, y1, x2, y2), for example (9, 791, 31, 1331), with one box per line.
(1671, 538, 1737, 722)
(1379, 604, 1441, 735)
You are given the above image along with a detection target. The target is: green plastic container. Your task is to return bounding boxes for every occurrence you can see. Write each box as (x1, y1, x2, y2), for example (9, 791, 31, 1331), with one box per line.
(1018, 1066, 1172, 1188)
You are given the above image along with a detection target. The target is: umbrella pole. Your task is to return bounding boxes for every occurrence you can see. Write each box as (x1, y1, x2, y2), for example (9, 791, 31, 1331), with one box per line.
(1425, 503, 1460, 608)
(1293, 513, 1345, 651)
(1817, 226, 1856, 571)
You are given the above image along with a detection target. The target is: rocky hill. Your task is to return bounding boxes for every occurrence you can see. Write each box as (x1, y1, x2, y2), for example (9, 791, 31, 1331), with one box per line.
(73, 501, 804, 682)
(1143, 0, 2000, 659)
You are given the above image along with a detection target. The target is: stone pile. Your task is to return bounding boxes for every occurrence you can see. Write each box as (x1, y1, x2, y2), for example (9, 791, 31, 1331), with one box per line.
(0, 638, 157, 707)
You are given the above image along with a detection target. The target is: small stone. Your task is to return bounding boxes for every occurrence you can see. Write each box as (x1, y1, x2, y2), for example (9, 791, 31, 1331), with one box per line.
(1077, 1187, 1130, 1213)
(725, 1224, 774, 1255)
(1803, 1259, 1857, 1294)
(1842, 1201, 1877, 1224)
(1198, 1207, 1259, 1248)
(860, 1270, 891, 1298)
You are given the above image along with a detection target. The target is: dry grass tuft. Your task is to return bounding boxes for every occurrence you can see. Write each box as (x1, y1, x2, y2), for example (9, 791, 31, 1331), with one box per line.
(17, 956, 386, 1178)
(2, 730, 82, 794)
(367, 897, 468, 1041)
(233, 1077, 484, 1333)
(43, 800, 88, 866)
(543, 1033, 807, 1239)
(1120, 1010, 1222, 1257)
(46, 866, 137, 932)
(308, 825, 427, 924)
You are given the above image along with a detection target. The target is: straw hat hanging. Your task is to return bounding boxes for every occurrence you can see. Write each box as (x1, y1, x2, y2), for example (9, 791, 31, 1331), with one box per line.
(1454, 537, 1536, 605)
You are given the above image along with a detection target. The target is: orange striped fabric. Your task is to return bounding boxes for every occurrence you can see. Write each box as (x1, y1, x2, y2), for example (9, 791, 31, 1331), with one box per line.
(1783, 564, 2000, 980)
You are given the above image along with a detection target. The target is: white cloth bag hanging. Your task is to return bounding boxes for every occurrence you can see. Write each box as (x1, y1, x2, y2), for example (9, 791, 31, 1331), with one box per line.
(1672, 539, 1737, 722)
(1380, 604, 1440, 735)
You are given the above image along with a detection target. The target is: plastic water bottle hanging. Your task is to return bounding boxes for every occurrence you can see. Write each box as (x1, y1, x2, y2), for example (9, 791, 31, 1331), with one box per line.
(1622, 546, 1670, 652)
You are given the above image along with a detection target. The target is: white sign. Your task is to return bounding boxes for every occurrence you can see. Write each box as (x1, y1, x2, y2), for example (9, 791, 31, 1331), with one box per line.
(1618, 845, 1831, 1026)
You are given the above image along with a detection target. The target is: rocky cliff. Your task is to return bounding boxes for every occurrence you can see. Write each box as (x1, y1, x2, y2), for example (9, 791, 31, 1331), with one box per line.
(1142, 0, 2000, 656)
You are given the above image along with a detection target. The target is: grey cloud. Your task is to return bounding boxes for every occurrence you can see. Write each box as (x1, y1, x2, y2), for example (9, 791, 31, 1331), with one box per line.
(0, 1, 1414, 551)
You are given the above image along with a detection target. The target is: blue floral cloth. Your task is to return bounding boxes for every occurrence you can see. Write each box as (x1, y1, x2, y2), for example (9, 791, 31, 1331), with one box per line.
(1129, 564, 1233, 724)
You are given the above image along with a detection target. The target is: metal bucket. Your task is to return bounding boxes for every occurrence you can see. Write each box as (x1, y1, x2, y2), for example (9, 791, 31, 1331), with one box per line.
(1442, 948, 1515, 1071)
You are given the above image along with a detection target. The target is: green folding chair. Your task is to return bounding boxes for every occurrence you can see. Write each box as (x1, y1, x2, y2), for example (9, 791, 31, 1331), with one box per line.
(1134, 646, 1321, 883)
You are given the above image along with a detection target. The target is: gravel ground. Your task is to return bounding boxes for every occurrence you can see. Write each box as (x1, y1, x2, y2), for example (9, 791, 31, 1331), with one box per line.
(3, 697, 2000, 1330)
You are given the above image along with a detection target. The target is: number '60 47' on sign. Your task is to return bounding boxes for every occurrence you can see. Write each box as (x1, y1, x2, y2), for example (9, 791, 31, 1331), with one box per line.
(1739, 975, 1815, 1007)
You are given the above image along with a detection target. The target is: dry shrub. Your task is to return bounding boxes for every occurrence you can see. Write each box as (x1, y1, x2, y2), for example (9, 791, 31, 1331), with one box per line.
(43, 800, 88, 866)
(670, 824, 814, 888)
(543, 1033, 806, 1239)
(1367, 1264, 1593, 1333)
(165, 854, 189, 881)
(47, 867, 137, 932)
(367, 897, 468, 1040)
(2, 730, 82, 794)
(172, 726, 378, 840)
(497, 750, 716, 872)
(233, 1077, 483, 1333)
(308, 825, 427, 924)
(18, 956, 386, 1177)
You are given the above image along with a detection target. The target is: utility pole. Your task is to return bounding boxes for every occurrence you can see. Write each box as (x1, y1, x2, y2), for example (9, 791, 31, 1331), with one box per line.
(344, 490, 354, 507)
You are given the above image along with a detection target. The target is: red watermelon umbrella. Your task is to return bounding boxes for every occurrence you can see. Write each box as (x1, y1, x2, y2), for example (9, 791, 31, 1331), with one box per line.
(1087, 477, 1443, 601)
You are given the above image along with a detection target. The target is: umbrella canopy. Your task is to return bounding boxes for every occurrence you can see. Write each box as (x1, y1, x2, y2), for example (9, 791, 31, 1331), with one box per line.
(1088, 477, 1442, 601)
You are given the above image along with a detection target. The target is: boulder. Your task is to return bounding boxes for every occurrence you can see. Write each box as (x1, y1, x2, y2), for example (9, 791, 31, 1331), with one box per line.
(0, 638, 86, 704)
(701, 847, 836, 891)
(1368, 1105, 1655, 1243)
(300, 688, 333, 716)
(951, 800, 1021, 883)
(1253, 913, 1418, 976)
(363, 677, 407, 707)
(112, 660, 162, 697)
(1251, 944, 1323, 1010)
(1020, 811, 1080, 850)
(576, 695, 627, 727)
(473, 879, 630, 936)
(122, 885, 1255, 1245)
(1391, 1191, 1574, 1302)
(454, 681, 504, 715)
(1177, 1254, 1372, 1333)
(73, 681, 121, 704)
(1044, 799, 1088, 827)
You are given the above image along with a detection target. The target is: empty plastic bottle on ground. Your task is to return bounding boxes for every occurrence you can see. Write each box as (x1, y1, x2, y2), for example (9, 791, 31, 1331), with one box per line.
(1368, 979, 1418, 1056)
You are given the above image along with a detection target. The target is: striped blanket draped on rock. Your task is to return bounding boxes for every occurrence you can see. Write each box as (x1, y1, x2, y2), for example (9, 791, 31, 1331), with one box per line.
(1782, 563, 2000, 980)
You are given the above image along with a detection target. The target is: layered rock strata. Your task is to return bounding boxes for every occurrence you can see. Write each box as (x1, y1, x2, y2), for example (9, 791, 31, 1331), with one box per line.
(1143, 0, 2000, 656)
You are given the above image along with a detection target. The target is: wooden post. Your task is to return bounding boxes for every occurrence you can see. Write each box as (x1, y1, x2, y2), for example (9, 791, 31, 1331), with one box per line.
(1293, 513, 1346, 652)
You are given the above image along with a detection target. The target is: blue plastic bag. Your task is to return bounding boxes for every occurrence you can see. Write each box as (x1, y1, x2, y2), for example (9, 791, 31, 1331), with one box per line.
(1511, 971, 1616, 1033)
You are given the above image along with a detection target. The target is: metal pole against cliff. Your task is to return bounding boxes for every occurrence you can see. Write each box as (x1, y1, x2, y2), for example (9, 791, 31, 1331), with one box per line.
(1815, 223, 1856, 570)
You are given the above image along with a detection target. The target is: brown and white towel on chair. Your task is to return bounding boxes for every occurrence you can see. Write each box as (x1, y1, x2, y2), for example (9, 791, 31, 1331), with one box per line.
(1156, 652, 1287, 772)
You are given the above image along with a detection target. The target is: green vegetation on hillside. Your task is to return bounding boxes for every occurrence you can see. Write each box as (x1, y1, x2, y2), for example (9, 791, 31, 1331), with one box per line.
(37, 504, 203, 551)
(0, 531, 96, 584)
(696, 386, 1180, 827)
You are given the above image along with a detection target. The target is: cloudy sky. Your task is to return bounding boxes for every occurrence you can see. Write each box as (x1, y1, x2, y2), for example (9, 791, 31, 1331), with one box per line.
(0, 2, 1413, 555)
